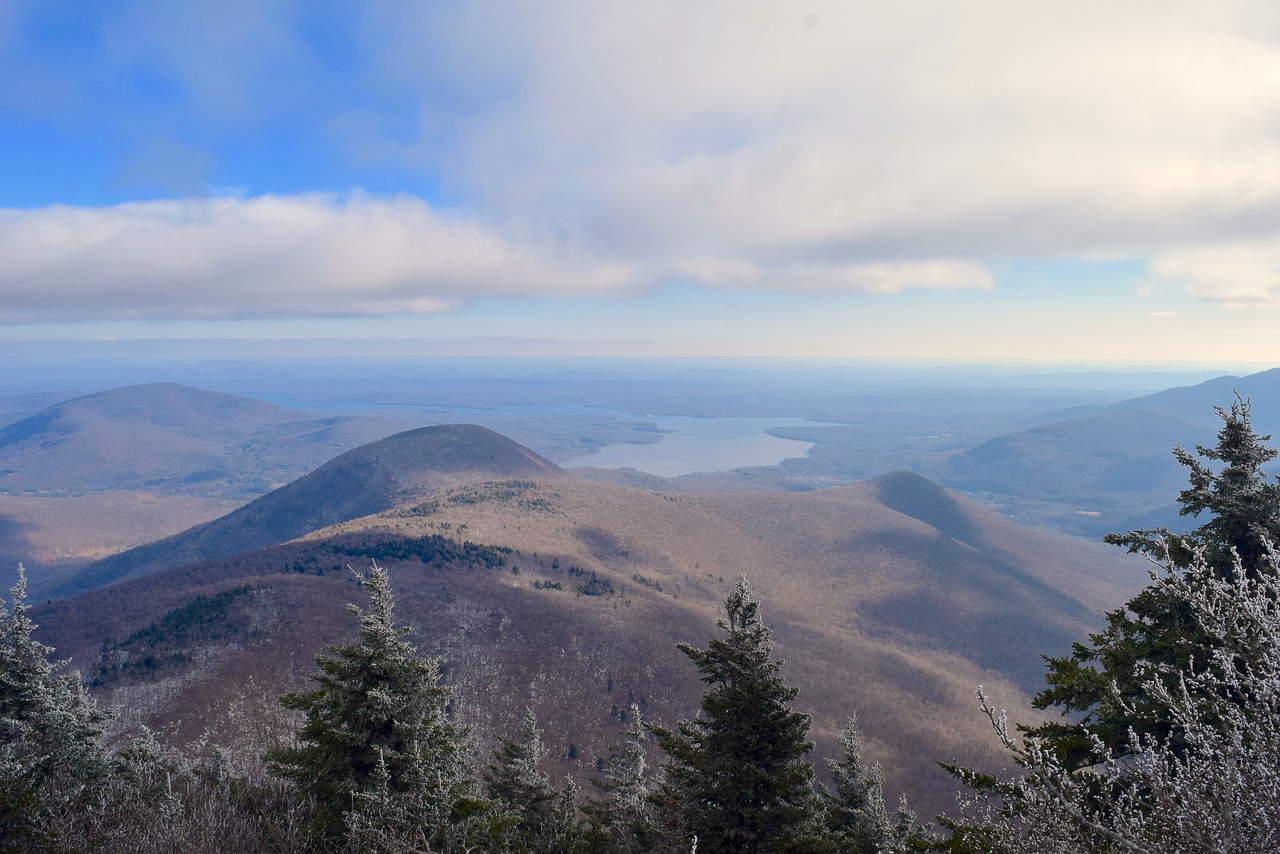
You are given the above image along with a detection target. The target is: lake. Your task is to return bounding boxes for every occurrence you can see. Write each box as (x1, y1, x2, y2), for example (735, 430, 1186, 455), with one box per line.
(565, 416, 817, 476)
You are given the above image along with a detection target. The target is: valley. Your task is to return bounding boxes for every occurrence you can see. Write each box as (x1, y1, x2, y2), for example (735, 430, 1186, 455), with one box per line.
(3, 360, 1268, 822)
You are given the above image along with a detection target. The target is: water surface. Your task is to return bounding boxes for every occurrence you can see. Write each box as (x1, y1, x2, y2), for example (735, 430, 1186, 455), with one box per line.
(566, 416, 816, 476)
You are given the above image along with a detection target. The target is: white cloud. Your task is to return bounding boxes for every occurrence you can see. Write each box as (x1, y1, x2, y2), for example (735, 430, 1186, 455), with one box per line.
(1152, 243, 1280, 308)
(0, 194, 636, 322)
(676, 256, 993, 294)
(356, 0, 1280, 280)
(12, 1, 1280, 322)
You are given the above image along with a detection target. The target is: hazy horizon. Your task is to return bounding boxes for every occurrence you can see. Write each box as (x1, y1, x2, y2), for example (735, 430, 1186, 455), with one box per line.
(1, 338, 1256, 396)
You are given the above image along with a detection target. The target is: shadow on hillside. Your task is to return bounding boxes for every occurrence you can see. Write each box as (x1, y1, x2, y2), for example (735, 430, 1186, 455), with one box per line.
(0, 513, 37, 593)
(854, 540, 1085, 688)
(872, 470, 984, 545)
(857, 473, 1095, 687)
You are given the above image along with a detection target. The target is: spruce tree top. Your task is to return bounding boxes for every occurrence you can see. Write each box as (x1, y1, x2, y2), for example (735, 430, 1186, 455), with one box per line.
(1032, 397, 1280, 767)
(1, 565, 112, 844)
(654, 576, 827, 854)
(1105, 395, 1280, 576)
(268, 562, 471, 840)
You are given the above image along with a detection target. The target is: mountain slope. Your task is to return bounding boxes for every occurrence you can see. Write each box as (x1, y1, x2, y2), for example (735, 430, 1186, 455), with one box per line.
(0, 382, 406, 498)
(1104, 367, 1280, 423)
(34, 452, 1143, 818)
(53, 424, 568, 597)
(929, 367, 1280, 536)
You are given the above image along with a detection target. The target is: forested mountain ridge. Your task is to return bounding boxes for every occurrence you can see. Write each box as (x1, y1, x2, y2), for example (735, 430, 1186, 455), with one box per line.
(30, 425, 1144, 819)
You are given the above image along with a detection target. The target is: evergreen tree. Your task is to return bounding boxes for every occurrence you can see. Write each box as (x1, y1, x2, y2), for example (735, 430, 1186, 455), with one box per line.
(1029, 398, 1280, 766)
(652, 576, 831, 854)
(267, 561, 478, 847)
(942, 399, 1280, 851)
(890, 795, 921, 852)
(587, 703, 657, 852)
(1108, 395, 1280, 575)
(486, 708, 553, 815)
(485, 707, 584, 853)
(0, 564, 111, 849)
(544, 777, 585, 854)
(824, 715, 895, 853)
(952, 549, 1280, 852)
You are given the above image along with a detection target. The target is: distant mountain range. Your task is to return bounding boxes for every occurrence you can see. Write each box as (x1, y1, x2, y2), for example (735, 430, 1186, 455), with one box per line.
(925, 367, 1280, 537)
(6, 369, 1277, 592)
(32, 422, 1145, 818)
(0, 382, 408, 498)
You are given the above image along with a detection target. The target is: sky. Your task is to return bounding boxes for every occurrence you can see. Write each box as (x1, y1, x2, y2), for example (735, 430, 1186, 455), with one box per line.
(3, 1, 1280, 364)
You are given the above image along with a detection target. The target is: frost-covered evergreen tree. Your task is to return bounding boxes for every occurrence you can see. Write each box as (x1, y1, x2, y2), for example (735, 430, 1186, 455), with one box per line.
(588, 703, 657, 852)
(0, 564, 111, 849)
(603, 705, 650, 816)
(486, 707, 554, 821)
(1032, 397, 1280, 767)
(485, 707, 583, 853)
(824, 715, 895, 854)
(267, 562, 478, 847)
(652, 576, 831, 854)
(953, 547, 1280, 852)
(1108, 396, 1280, 575)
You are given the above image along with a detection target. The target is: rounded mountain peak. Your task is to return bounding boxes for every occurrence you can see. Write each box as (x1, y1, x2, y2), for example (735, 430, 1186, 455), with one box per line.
(56, 424, 568, 596)
(336, 423, 568, 483)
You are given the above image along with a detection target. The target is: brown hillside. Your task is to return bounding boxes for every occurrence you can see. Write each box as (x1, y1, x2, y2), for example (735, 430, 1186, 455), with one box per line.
(34, 463, 1143, 819)
(51, 424, 567, 597)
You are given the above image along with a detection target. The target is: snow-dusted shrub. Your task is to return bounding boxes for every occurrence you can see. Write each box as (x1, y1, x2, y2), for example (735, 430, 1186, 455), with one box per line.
(954, 547, 1280, 853)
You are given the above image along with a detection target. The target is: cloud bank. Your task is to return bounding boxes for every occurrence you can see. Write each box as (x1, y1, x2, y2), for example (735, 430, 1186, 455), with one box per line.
(0, 194, 988, 322)
(5, 0, 1280, 321)
(0, 195, 635, 322)
(368, 0, 1280, 306)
